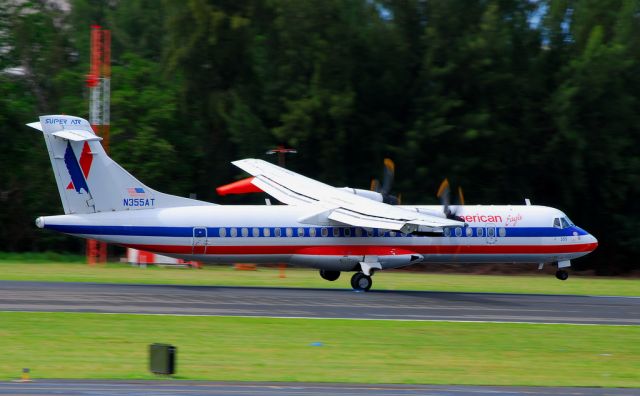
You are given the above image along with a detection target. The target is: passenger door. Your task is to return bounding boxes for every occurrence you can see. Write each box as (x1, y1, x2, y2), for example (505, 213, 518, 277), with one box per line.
(192, 227, 208, 255)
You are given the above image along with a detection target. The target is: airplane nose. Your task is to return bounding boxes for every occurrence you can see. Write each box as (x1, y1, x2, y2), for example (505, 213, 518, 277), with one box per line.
(35, 216, 45, 229)
(588, 234, 598, 251)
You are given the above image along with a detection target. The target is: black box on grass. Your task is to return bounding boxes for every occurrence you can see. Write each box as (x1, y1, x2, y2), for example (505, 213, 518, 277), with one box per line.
(149, 343, 176, 375)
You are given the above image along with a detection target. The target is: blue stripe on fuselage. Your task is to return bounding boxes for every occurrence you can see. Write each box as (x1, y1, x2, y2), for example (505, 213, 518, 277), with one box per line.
(43, 224, 588, 238)
(505, 227, 588, 237)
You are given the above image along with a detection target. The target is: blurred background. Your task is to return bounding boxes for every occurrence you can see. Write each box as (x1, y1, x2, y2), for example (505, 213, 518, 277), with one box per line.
(0, 0, 638, 275)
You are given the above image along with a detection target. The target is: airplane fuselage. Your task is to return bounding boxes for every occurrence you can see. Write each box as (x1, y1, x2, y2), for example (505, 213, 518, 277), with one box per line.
(37, 204, 597, 271)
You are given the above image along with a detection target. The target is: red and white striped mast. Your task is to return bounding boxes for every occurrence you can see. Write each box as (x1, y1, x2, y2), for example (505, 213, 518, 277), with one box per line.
(86, 25, 111, 265)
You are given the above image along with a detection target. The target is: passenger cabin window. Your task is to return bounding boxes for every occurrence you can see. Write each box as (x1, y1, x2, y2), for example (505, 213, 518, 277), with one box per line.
(297, 227, 304, 237)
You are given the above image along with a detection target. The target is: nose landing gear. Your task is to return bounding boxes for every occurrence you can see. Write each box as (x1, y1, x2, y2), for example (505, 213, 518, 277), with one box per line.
(319, 269, 341, 281)
(556, 260, 571, 281)
(555, 270, 569, 281)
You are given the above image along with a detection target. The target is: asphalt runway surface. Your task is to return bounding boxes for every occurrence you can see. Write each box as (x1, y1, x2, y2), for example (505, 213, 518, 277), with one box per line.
(0, 380, 637, 396)
(0, 280, 638, 325)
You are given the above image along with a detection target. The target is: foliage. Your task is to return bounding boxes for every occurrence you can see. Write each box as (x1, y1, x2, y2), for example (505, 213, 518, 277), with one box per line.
(0, 0, 638, 273)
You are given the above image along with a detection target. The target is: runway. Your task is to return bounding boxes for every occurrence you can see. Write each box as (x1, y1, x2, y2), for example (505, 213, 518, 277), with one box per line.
(0, 281, 638, 325)
(0, 380, 638, 396)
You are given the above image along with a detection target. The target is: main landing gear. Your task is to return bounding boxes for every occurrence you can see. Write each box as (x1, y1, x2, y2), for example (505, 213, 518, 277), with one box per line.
(350, 272, 372, 291)
(318, 264, 378, 291)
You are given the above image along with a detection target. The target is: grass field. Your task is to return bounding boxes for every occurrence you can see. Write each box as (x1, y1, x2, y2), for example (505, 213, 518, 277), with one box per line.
(0, 254, 638, 296)
(1, 254, 638, 387)
(0, 312, 638, 386)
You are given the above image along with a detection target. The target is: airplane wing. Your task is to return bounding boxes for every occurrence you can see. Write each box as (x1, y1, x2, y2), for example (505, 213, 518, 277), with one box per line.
(232, 159, 464, 233)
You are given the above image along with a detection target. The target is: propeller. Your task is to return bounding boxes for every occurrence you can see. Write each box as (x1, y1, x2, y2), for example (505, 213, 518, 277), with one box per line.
(437, 178, 465, 221)
(371, 158, 400, 205)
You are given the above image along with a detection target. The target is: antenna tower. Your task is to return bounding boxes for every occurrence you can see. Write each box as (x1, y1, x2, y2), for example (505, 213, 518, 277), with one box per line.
(86, 25, 111, 265)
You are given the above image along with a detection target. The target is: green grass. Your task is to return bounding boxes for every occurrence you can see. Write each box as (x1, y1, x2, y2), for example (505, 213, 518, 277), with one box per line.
(0, 312, 638, 386)
(0, 257, 638, 296)
(0, 252, 85, 263)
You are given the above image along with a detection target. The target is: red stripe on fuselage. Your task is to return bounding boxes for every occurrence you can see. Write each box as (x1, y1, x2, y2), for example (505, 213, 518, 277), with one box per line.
(123, 243, 598, 256)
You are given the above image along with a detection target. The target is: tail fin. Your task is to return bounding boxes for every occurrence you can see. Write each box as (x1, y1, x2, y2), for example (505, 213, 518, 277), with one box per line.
(29, 115, 211, 214)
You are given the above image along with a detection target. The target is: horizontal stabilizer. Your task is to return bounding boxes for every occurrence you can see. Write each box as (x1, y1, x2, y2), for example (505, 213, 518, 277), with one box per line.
(26, 122, 43, 131)
(52, 129, 103, 142)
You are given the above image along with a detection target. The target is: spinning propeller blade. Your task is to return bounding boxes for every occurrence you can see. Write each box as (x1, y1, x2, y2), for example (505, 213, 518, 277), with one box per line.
(437, 178, 464, 221)
(371, 158, 400, 205)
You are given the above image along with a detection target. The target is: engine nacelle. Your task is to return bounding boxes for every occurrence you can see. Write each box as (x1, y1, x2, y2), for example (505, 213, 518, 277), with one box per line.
(340, 187, 383, 202)
(291, 248, 424, 271)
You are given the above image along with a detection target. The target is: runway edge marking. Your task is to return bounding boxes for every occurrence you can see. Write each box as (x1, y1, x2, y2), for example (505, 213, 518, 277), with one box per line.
(0, 310, 637, 327)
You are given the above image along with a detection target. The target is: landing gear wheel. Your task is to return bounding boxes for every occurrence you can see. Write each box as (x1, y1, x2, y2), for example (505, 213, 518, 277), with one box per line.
(555, 269, 569, 281)
(320, 269, 340, 281)
(350, 272, 372, 291)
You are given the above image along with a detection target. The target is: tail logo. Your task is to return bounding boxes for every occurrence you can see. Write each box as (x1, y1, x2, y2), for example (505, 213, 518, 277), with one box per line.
(64, 141, 93, 194)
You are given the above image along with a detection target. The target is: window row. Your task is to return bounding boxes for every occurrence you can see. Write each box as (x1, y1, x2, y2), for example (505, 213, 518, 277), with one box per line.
(207, 226, 509, 238)
(444, 227, 507, 238)
(216, 227, 402, 238)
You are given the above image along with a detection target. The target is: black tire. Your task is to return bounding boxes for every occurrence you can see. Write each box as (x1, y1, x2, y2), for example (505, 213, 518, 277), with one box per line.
(319, 269, 340, 281)
(350, 272, 372, 291)
(555, 270, 569, 281)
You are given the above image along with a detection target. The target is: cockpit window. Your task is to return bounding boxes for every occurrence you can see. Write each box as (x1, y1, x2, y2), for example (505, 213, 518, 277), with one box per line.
(554, 216, 574, 229)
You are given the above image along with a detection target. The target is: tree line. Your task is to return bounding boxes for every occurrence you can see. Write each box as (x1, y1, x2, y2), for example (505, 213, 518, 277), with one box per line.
(0, 0, 638, 274)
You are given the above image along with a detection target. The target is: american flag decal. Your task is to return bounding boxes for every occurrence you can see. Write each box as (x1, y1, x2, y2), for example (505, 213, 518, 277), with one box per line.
(127, 187, 146, 197)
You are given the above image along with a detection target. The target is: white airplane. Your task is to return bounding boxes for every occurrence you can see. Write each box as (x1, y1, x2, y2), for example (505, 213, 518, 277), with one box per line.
(29, 115, 598, 291)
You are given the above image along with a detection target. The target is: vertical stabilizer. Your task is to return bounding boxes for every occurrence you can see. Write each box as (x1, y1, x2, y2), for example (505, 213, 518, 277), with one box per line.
(29, 115, 212, 214)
